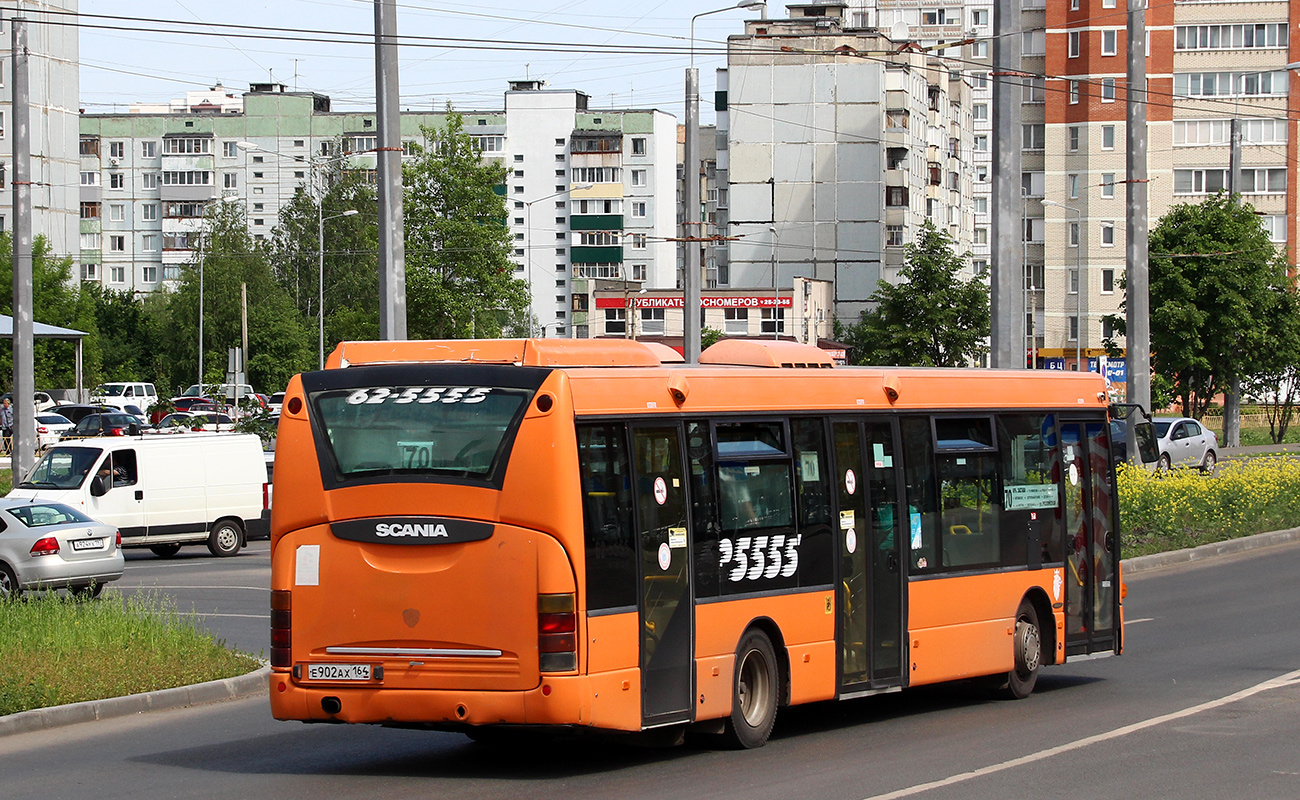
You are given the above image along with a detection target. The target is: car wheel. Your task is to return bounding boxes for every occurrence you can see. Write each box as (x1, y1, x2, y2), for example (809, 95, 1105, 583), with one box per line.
(150, 543, 183, 558)
(207, 519, 243, 557)
(720, 628, 780, 749)
(1201, 450, 1217, 473)
(999, 599, 1042, 700)
(1158, 453, 1172, 473)
(0, 563, 20, 599)
(70, 581, 104, 600)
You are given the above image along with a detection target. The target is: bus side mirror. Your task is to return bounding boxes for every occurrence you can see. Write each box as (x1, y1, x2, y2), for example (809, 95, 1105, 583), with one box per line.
(90, 474, 111, 497)
(1133, 422, 1160, 464)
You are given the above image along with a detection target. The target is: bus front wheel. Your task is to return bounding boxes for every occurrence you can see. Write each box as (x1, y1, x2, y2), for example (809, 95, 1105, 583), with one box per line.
(722, 629, 779, 749)
(1001, 599, 1042, 699)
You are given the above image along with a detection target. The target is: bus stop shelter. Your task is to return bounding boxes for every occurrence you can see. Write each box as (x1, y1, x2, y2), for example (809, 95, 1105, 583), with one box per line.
(0, 314, 88, 399)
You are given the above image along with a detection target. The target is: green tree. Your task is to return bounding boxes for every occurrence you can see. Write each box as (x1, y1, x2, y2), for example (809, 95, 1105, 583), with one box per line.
(160, 201, 313, 393)
(403, 111, 530, 339)
(1148, 193, 1290, 419)
(1240, 282, 1300, 443)
(0, 233, 101, 391)
(266, 165, 381, 351)
(842, 221, 989, 366)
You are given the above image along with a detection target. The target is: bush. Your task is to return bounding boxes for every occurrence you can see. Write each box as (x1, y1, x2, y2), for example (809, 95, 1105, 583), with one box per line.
(1119, 456, 1300, 556)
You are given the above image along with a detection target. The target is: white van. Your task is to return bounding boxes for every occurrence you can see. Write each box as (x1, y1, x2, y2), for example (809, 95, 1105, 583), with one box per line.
(91, 382, 160, 413)
(8, 433, 270, 558)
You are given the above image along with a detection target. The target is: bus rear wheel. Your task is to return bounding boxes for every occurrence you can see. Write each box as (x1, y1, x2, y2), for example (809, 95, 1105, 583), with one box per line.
(1001, 599, 1042, 699)
(721, 629, 779, 749)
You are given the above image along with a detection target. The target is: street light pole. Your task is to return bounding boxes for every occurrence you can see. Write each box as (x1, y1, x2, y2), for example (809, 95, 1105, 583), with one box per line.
(318, 207, 359, 368)
(769, 225, 780, 339)
(198, 195, 241, 390)
(523, 184, 591, 337)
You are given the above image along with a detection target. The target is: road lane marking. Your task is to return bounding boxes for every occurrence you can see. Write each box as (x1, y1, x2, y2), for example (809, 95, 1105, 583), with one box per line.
(863, 667, 1300, 800)
(174, 612, 270, 619)
(117, 584, 269, 591)
(1126, 617, 1155, 624)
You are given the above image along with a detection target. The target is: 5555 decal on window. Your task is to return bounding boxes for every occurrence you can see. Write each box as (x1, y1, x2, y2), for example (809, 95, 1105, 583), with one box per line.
(719, 534, 802, 582)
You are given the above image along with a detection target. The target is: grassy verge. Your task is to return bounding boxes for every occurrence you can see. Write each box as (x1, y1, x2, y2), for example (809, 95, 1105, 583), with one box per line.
(0, 591, 261, 717)
(1118, 456, 1300, 557)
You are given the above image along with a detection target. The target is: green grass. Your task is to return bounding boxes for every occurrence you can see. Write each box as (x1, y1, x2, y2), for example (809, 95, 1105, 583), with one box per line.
(0, 591, 261, 716)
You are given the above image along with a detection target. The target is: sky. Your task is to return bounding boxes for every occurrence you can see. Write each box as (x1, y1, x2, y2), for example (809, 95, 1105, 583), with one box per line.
(79, 0, 768, 121)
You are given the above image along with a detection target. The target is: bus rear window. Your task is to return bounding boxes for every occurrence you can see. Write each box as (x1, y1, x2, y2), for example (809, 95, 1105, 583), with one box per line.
(310, 385, 533, 482)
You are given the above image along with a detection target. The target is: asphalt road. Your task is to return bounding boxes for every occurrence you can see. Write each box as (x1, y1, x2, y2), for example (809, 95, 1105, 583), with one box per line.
(2, 541, 1298, 800)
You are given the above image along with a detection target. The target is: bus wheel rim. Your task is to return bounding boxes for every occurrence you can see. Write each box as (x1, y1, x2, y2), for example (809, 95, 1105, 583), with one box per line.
(737, 648, 772, 727)
(1017, 618, 1041, 676)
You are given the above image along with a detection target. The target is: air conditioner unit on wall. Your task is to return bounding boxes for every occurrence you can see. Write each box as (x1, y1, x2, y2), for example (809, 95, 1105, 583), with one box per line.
(109, 158, 119, 166)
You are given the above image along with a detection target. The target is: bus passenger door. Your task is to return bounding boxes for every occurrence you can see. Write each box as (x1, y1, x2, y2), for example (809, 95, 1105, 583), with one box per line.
(1060, 420, 1119, 656)
(832, 419, 904, 692)
(631, 425, 694, 727)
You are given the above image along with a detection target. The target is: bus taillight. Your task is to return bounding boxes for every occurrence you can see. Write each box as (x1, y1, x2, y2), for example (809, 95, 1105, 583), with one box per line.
(271, 590, 292, 668)
(538, 593, 577, 672)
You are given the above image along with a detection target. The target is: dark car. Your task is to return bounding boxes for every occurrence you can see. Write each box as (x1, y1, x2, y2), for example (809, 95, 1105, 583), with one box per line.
(48, 404, 116, 426)
(60, 412, 141, 440)
(171, 397, 216, 412)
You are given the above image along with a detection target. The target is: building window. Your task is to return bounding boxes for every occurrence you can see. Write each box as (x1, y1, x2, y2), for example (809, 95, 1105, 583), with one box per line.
(974, 135, 988, 152)
(143, 265, 158, 283)
(1102, 173, 1116, 198)
(1068, 31, 1080, 57)
(631, 137, 646, 156)
(972, 259, 987, 275)
(80, 171, 99, 186)
(630, 169, 647, 187)
(1101, 78, 1116, 102)
(886, 186, 909, 207)
(141, 141, 156, 158)
(80, 232, 100, 250)
(1069, 80, 1080, 104)
(1069, 316, 1079, 341)
(1069, 269, 1080, 294)
(1021, 171, 1044, 197)
(1102, 30, 1118, 56)
(1261, 215, 1287, 242)
(223, 141, 239, 158)
(1022, 124, 1045, 150)
(1174, 71, 1288, 98)
(108, 141, 125, 159)
(1101, 222, 1115, 246)
(972, 103, 988, 122)
(1069, 126, 1080, 152)
(141, 234, 157, 252)
(1239, 167, 1288, 194)
(224, 173, 238, 189)
(142, 173, 158, 189)
(164, 137, 211, 155)
(1102, 269, 1115, 293)
(724, 308, 749, 334)
(1022, 78, 1045, 103)
(971, 9, 988, 26)
(109, 235, 125, 252)
(110, 265, 125, 283)
(1102, 126, 1115, 150)
(887, 224, 905, 246)
(630, 201, 647, 218)
(109, 173, 126, 189)
(640, 307, 665, 334)
(760, 308, 785, 335)
(975, 227, 989, 245)
(1069, 222, 1080, 247)
(109, 203, 124, 222)
(971, 41, 988, 58)
(1024, 218, 1045, 243)
(971, 72, 988, 90)
(1173, 168, 1230, 195)
(1068, 174, 1079, 199)
(80, 201, 100, 219)
(1174, 24, 1287, 52)
(162, 171, 212, 186)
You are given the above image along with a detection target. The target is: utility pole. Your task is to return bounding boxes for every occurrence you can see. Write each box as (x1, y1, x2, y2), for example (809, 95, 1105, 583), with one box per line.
(990, 0, 1024, 368)
(10, 14, 35, 477)
(1126, 0, 1152, 439)
(1223, 117, 1242, 446)
(683, 68, 702, 363)
(375, 0, 406, 340)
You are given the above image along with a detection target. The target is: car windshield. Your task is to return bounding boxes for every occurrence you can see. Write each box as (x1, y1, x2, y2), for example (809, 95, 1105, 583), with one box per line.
(19, 446, 103, 489)
(5, 502, 94, 527)
(1154, 422, 1173, 437)
(93, 384, 126, 397)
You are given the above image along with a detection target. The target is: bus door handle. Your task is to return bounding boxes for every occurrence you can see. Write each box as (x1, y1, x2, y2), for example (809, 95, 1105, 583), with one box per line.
(887, 552, 899, 573)
(135, 490, 143, 501)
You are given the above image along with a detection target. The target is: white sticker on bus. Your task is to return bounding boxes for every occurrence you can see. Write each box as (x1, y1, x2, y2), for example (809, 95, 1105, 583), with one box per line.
(653, 476, 668, 505)
(295, 545, 320, 586)
(718, 534, 801, 582)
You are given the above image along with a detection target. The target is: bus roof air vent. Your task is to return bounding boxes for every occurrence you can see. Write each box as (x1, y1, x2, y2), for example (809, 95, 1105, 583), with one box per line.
(325, 339, 667, 368)
(700, 339, 836, 369)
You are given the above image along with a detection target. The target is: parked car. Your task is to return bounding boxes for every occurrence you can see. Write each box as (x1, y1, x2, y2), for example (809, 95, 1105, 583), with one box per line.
(121, 404, 150, 425)
(182, 383, 257, 403)
(268, 392, 285, 415)
(48, 404, 116, 426)
(0, 498, 123, 598)
(1152, 416, 1218, 471)
(89, 382, 159, 412)
(35, 413, 75, 450)
(60, 412, 142, 441)
(2, 391, 57, 413)
(154, 411, 236, 432)
(170, 396, 216, 412)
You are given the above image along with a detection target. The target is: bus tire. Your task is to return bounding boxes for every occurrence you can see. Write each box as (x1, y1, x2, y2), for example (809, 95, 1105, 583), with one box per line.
(721, 628, 779, 749)
(207, 519, 243, 557)
(1001, 599, 1042, 700)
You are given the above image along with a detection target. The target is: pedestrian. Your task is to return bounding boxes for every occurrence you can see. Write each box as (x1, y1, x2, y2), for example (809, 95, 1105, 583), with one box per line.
(0, 397, 12, 455)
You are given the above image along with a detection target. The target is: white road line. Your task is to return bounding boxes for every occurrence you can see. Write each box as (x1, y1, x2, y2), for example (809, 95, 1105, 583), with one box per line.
(174, 612, 270, 619)
(863, 667, 1300, 800)
(1126, 617, 1155, 624)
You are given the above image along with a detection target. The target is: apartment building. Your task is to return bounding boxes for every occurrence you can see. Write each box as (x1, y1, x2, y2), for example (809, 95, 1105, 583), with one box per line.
(0, 3, 80, 268)
(77, 81, 677, 338)
(718, 2, 976, 330)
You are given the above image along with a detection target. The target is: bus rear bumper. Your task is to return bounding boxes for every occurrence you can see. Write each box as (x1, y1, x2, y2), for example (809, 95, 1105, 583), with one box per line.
(268, 671, 622, 730)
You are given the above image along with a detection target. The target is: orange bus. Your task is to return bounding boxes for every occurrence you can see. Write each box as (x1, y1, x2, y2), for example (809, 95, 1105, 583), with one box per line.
(269, 338, 1142, 748)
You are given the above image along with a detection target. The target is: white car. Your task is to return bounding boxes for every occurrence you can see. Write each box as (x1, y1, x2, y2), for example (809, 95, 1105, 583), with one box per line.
(155, 411, 236, 433)
(35, 412, 74, 449)
(1152, 416, 1218, 471)
(0, 498, 123, 598)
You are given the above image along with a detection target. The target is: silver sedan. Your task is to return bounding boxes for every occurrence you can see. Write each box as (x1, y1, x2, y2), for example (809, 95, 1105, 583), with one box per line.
(1152, 416, 1218, 471)
(0, 499, 123, 598)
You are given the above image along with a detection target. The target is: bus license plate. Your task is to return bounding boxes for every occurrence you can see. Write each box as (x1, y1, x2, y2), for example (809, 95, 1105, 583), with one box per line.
(307, 663, 371, 681)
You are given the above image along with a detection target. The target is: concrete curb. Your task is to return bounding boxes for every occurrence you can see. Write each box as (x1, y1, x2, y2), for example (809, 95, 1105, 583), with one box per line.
(1122, 527, 1300, 575)
(0, 665, 269, 738)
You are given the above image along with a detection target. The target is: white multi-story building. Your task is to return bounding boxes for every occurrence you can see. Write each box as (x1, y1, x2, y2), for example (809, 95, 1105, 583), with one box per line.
(0, 2, 80, 268)
(719, 2, 975, 327)
(77, 80, 677, 338)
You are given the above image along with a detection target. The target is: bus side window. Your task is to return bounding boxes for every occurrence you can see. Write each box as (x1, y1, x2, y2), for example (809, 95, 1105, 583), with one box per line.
(900, 417, 939, 572)
(577, 423, 638, 611)
(792, 418, 833, 587)
(687, 420, 720, 600)
(998, 414, 1063, 566)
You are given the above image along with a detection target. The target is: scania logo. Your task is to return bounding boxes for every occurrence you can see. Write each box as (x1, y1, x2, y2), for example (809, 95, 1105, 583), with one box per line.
(375, 522, 449, 538)
(331, 516, 493, 545)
